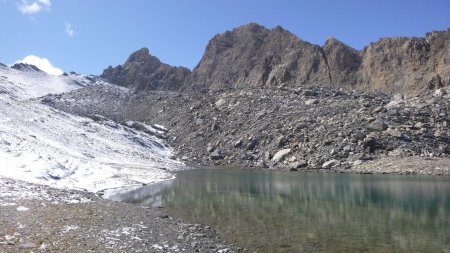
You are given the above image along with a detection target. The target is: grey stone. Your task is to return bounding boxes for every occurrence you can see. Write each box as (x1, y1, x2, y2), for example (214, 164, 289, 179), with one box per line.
(322, 159, 340, 169)
(195, 118, 204, 126)
(305, 99, 319, 105)
(291, 160, 308, 169)
(385, 128, 402, 138)
(342, 145, 352, 152)
(271, 149, 291, 162)
(210, 150, 223, 160)
(215, 98, 226, 107)
(366, 118, 387, 132)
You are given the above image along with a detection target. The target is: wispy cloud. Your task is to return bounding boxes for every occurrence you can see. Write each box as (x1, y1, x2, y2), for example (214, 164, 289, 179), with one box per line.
(17, 0, 51, 15)
(15, 55, 63, 75)
(38, 0, 50, 6)
(65, 21, 75, 37)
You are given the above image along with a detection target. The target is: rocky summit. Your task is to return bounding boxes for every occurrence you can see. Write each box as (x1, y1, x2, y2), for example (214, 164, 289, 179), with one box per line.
(101, 47, 191, 90)
(102, 23, 450, 95)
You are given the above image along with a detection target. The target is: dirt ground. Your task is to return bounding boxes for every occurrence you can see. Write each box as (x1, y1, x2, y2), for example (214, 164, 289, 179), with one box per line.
(0, 177, 242, 253)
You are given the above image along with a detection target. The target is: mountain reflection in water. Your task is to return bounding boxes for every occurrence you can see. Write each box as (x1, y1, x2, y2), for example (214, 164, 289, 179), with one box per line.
(108, 169, 450, 253)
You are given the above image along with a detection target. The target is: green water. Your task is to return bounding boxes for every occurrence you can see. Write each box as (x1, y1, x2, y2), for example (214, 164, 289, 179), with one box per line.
(108, 169, 450, 252)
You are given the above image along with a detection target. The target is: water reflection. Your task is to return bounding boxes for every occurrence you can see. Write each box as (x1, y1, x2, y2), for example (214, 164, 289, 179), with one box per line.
(108, 169, 450, 253)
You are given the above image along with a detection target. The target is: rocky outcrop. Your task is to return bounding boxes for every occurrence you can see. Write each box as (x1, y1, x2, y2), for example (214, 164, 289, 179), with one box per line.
(322, 36, 361, 87)
(11, 63, 43, 72)
(101, 48, 191, 90)
(190, 23, 330, 89)
(101, 24, 449, 95)
(192, 24, 449, 94)
(357, 33, 447, 94)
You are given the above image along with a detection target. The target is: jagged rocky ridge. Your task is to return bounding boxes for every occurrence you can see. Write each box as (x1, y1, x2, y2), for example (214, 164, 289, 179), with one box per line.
(11, 63, 43, 72)
(101, 23, 450, 95)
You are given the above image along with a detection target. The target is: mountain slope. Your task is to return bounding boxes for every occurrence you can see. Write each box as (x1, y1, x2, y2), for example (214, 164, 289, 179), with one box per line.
(42, 83, 450, 175)
(0, 64, 108, 99)
(0, 64, 183, 192)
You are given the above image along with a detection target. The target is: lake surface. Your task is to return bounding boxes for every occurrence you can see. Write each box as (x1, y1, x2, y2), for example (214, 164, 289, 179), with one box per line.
(107, 169, 450, 252)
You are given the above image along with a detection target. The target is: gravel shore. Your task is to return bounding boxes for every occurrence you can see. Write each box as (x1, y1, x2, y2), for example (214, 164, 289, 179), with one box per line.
(0, 177, 242, 253)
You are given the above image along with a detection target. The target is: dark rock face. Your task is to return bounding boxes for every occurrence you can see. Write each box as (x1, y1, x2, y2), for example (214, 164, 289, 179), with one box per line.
(193, 24, 450, 94)
(364, 30, 450, 94)
(191, 23, 330, 89)
(101, 24, 449, 95)
(101, 48, 191, 91)
(11, 63, 43, 72)
(322, 36, 361, 87)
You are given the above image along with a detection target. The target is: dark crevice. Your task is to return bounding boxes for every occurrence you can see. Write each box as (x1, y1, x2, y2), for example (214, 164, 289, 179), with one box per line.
(320, 48, 333, 84)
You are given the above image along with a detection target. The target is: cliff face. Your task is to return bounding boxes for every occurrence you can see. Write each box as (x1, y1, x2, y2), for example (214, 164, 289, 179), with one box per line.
(357, 29, 449, 94)
(190, 23, 330, 89)
(322, 36, 361, 87)
(101, 48, 191, 90)
(101, 24, 450, 95)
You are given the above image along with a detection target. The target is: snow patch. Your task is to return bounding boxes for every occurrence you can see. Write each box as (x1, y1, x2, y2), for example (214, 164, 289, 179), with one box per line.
(16, 206, 29, 211)
(62, 225, 80, 234)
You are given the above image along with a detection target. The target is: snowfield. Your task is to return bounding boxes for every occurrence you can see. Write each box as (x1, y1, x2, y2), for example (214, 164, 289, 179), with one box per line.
(0, 64, 183, 192)
(0, 64, 108, 99)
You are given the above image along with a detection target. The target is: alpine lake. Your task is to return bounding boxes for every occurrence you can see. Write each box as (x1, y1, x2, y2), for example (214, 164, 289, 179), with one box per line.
(106, 168, 450, 253)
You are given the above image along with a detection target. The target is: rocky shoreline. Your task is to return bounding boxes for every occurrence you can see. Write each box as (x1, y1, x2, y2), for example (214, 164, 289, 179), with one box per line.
(0, 177, 242, 253)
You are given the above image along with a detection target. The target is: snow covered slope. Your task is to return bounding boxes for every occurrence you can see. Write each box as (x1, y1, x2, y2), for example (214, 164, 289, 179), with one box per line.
(0, 64, 182, 192)
(0, 64, 108, 100)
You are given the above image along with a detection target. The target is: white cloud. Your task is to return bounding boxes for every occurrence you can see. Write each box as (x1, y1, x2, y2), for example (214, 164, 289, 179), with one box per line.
(17, 0, 51, 15)
(18, 1, 41, 14)
(38, 0, 50, 6)
(15, 55, 63, 75)
(65, 22, 75, 37)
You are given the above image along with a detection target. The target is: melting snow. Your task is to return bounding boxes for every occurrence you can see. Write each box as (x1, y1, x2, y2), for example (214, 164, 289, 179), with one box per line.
(0, 64, 184, 193)
(16, 206, 29, 211)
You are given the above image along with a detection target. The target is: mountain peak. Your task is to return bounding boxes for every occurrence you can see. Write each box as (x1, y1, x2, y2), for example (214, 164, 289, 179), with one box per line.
(323, 36, 358, 53)
(101, 47, 190, 90)
(11, 63, 43, 73)
(125, 47, 160, 65)
(234, 22, 268, 33)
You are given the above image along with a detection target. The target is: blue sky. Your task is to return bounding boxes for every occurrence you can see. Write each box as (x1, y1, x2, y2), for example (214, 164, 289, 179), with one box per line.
(1, 0, 449, 75)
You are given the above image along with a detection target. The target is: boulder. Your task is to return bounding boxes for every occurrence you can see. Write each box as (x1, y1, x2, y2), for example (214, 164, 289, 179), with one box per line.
(322, 159, 340, 169)
(215, 98, 226, 107)
(305, 99, 319, 105)
(366, 118, 388, 132)
(271, 149, 291, 162)
(210, 150, 223, 160)
(291, 160, 308, 169)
